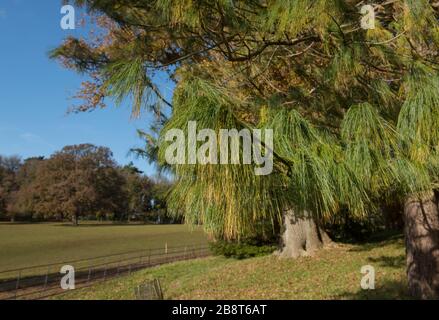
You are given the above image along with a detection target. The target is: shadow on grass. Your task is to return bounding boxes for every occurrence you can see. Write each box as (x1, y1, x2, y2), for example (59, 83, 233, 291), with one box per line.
(336, 279, 411, 300)
(1, 221, 155, 227)
(367, 255, 405, 269)
(346, 231, 404, 252)
(0, 222, 49, 225)
(53, 223, 161, 228)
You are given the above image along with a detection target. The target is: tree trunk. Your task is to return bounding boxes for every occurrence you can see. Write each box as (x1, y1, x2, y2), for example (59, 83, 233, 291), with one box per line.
(404, 191, 439, 299)
(72, 213, 79, 226)
(277, 209, 333, 258)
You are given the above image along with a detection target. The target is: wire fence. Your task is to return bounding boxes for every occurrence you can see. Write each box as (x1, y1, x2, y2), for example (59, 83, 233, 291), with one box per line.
(0, 243, 210, 300)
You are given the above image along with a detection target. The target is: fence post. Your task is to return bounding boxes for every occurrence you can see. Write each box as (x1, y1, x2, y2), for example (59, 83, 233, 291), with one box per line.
(43, 266, 50, 290)
(103, 261, 108, 281)
(87, 267, 92, 284)
(14, 271, 21, 300)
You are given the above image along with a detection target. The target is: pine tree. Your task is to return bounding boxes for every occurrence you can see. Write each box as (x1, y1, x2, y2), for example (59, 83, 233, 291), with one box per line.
(52, 0, 439, 299)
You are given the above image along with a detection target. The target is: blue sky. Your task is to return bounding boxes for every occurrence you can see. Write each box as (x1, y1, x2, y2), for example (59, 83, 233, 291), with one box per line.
(0, 1, 174, 176)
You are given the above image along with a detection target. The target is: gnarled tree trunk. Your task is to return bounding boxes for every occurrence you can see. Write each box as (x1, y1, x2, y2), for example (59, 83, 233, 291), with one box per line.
(277, 209, 333, 258)
(404, 191, 439, 299)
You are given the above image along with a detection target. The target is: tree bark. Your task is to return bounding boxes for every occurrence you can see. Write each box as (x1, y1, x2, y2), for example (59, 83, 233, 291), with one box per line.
(404, 191, 439, 299)
(277, 209, 333, 258)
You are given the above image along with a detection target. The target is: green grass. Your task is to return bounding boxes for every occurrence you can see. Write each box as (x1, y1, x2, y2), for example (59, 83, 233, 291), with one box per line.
(56, 234, 409, 300)
(0, 222, 207, 274)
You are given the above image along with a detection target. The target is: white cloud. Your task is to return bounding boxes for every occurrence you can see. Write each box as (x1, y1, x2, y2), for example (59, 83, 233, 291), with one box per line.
(20, 133, 54, 148)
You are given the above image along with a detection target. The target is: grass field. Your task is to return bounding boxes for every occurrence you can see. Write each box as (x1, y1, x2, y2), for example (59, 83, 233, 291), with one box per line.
(56, 233, 409, 300)
(0, 223, 207, 273)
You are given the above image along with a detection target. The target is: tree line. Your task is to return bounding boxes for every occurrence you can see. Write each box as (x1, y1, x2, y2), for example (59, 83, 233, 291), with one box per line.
(0, 144, 172, 225)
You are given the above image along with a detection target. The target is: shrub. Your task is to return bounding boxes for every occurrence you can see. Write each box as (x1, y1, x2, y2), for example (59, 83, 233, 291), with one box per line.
(210, 239, 277, 259)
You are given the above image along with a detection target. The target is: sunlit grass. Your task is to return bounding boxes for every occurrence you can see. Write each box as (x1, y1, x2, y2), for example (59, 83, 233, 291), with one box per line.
(56, 234, 409, 300)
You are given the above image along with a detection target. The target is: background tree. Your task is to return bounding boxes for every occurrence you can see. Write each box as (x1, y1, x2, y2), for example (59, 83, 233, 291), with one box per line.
(120, 162, 152, 221)
(52, 1, 439, 298)
(25, 144, 127, 225)
(3, 150, 160, 224)
(0, 160, 6, 217)
(0, 155, 22, 221)
(148, 174, 174, 223)
(9, 157, 45, 220)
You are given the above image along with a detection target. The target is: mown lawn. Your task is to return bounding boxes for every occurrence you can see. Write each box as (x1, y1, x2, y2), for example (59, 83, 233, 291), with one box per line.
(0, 222, 207, 272)
(56, 234, 409, 300)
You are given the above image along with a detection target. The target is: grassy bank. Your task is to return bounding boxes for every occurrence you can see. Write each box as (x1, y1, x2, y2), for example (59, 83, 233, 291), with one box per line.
(56, 234, 409, 300)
